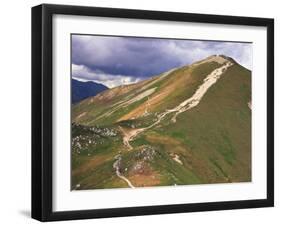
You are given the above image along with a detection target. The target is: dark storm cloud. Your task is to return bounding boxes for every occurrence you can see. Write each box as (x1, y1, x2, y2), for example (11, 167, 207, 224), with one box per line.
(72, 36, 182, 77)
(72, 35, 252, 87)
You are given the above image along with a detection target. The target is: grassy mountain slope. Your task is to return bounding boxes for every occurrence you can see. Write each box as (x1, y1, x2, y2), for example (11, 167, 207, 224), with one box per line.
(71, 55, 251, 190)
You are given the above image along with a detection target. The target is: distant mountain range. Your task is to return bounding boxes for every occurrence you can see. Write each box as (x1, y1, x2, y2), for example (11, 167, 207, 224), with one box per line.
(72, 79, 108, 104)
(71, 55, 252, 190)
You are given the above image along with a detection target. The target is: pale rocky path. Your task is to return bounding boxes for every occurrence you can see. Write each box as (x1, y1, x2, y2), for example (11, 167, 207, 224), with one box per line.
(118, 61, 234, 150)
(170, 61, 233, 122)
(113, 155, 135, 188)
(118, 126, 144, 150)
(115, 60, 234, 188)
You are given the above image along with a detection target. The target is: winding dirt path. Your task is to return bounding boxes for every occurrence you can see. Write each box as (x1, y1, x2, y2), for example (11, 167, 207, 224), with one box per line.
(170, 61, 233, 122)
(118, 61, 233, 150)
(118, 126, 144, 150)
(113, 155, 135, 188)
(112, 60, 233, 188)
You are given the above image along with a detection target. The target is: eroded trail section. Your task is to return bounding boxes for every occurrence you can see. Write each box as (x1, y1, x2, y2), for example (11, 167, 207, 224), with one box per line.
(118, 61, 233, 150)
(113, 155, 135, 188)
(118, 126, 144, 150)
(147, 61, 233, 126)
(170, 61, 233, 122)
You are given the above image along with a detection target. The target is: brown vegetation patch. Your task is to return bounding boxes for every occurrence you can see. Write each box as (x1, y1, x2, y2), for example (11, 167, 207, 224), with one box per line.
(72, 154, 112, 177)
(118, 88, 171, 121)
(118, 69, 194, 121)
(94, 79, 150, 102)
(147, 133, 189, 155)
(128, 166, 161, 187)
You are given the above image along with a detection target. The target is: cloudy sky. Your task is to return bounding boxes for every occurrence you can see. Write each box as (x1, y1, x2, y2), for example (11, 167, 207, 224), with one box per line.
(72, 35, 252, 88)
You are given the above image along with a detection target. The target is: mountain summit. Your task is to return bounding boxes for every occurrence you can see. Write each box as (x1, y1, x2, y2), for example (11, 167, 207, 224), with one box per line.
(71, 55, 251, 189)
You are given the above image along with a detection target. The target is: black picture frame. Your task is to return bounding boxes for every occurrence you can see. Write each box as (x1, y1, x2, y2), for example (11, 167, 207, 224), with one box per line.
(32, 3, 274, 222)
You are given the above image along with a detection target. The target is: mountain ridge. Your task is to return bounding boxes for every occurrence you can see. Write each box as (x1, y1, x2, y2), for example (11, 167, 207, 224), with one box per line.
(74, 54, 248, 106)
(71, 54, 251, 190)
(72, 55, 248, 125)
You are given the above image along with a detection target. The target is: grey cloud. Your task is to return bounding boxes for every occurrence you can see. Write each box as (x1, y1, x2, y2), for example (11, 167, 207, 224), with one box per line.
(72, 35, 252, 81)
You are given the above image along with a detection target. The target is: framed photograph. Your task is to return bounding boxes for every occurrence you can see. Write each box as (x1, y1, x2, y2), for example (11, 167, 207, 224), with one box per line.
(32, 4, 274, 221)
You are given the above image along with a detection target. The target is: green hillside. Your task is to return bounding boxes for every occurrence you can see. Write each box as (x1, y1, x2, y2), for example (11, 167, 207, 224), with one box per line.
(71, 55, 251, 190)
